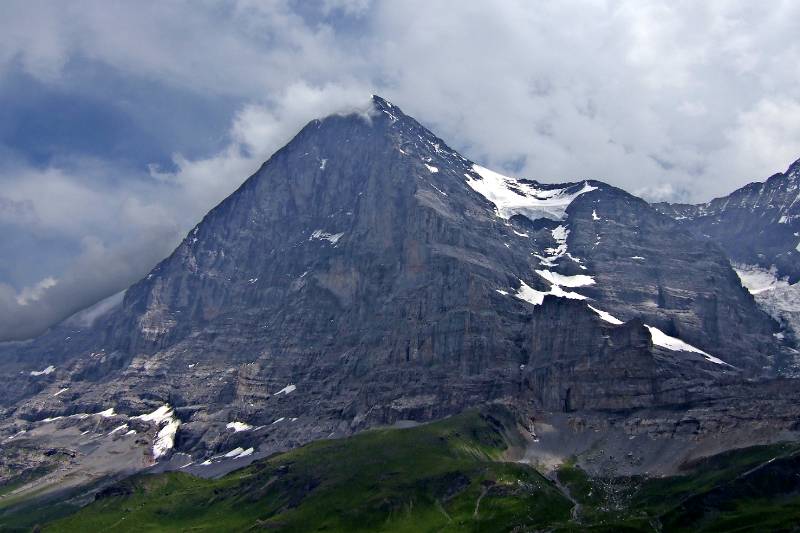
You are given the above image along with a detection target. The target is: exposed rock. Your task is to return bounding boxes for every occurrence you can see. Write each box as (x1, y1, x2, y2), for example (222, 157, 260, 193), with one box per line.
(1, 96, 798, 491)
(654, 158, 800, 282)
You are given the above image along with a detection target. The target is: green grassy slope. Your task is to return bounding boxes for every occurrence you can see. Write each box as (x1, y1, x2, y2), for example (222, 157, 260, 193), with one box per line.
(553, 442, 800, 531)
(24, 407, 800, 532)
(45, 406, 572, 532)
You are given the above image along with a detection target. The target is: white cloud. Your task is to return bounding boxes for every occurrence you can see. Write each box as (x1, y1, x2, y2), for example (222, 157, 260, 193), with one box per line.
(151, 81, 370, 212)
(706, 97, 800, 194)
(0, 80, 370, 340)
(0, 231, 179, 340)
(16, 276, 58, 306)
(3, 1, 797, 202)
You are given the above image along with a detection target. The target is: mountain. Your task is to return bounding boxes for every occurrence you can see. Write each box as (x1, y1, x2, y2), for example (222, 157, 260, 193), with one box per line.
(654, 161, 800, 364)
(2, 96, 800, 524)
(654, 159, 800, 283)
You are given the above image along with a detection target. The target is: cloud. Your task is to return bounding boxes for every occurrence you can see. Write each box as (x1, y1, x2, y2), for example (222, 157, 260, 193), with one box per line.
(363, 1, 800, 201)
(704, 97, 800, 193)
(0, 80, 370, 340)
(0, 231, 179, 341)
(15, 276, 58, 306)
(150, 81, 371, 213)
(3, 1, 797, 201)
(0, 159, 183, 340)
(1, 1, 800, 339)
(321, 0, 372, 16)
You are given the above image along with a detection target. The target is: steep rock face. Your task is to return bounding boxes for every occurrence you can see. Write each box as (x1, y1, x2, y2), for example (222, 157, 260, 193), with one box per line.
(654, 161, 800, 370)
(567, 188, 781, 370)
(0, 97, 793, 476)
(654, 159, 800, 282)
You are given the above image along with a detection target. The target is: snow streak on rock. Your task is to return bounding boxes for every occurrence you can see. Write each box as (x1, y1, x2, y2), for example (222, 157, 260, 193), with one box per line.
(645, 325, 731, 366)
(30, 365, 55, 376)
(134, 405, 181, 460)
(226, 421, 253, 432)
(587, 304, 623, 325)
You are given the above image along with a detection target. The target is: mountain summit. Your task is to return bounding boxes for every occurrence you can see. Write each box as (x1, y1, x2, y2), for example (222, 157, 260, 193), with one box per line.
(656, 159, 800, 283)
(2, 97, 799, 498)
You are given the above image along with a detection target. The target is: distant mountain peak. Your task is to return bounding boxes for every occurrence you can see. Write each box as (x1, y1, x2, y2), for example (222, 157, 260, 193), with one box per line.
(786, 156, 800, 176)
(370, 93, 398, 111)
(655, 153, 800, 284)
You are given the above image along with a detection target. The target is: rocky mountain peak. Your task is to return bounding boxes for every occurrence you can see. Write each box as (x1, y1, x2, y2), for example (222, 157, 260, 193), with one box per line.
(0, 97, 794, 488)
(655, 154, 800, 284)
(369, 93, 403, 118)
(786, 156, 800, 176)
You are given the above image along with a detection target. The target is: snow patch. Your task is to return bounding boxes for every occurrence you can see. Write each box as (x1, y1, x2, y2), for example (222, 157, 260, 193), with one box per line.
(514, 279, 586, 307)
(224, 447, 245, 458)
(515, 280, 547, 306)
(226, 421, 253, 433)
(536, 270, 595, 288)
(310, 230, 344, 244)
(222, 447, 254, 460)
(53, 387, 69, 397)
(735, 264, 785, 295)
(466, 164, 597, 221)
(30, 365, 55, 376)
(552, 225, 569, 242)
(430, 184, 447, 196)
(133, 405, 173, 424)
(735, 263, 800, 343)
(549, 284, 588, 300)
(274, 384, 296, 396)
(109, 424, 128, 435)
(592, 209, 600, 221)
(587, 305, 623, 325)
(134, 404, 181, 460)
(153, 417, 180, 459)
(534, 225, 584, 268)
(6, 430, 26, 441)
(645, 325, 730, 366)
(424, 164, 439, 173)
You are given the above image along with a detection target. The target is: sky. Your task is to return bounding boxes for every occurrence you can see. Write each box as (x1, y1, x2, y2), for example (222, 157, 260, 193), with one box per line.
(1, 0, 800, 340)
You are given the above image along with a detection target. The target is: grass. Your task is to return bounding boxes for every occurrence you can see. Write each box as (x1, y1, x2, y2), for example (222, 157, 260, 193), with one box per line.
(17, 407, 800, 532)
(551, 442, 800, 531)
(45, 405, 573, 532)
(0, 464, 55, 500)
